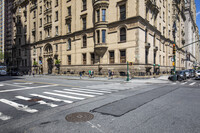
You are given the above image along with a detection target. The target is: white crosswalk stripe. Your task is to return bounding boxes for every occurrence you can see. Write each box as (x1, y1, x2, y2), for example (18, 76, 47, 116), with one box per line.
(15, 96, 58, 108)
(0, 99, 38, 113)
(172, 83, 177, 85)
(30, 94, 73, 103)
(69, 88, 112, 94)
(181, 82, 187, 85)
(44, 92, 85, 100)
(0, 112, 11, 121)
(53, 90, 95, 97)
(0, 84, 4, 87)
(63, 88, 105, 95)
(189, 82, 196, 86)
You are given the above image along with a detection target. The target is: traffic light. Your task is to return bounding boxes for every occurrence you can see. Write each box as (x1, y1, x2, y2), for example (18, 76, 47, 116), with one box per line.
(173, 44, 176, 55)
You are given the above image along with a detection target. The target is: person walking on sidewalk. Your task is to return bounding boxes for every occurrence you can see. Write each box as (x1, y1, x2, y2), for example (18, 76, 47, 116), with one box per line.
(32, 70, 35, 77)
(108, 70, 111, 79)
(79, 71, 82, 79)
(89, 70, 91, 78)
(111, 70, 114, 79)
(91, 70, 94, 78)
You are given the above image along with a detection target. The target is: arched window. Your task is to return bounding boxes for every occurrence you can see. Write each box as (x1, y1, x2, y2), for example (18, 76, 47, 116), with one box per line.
(83, 35, 87, 48)
(68, 39, 71, 50)
(120, 27, 126, 42)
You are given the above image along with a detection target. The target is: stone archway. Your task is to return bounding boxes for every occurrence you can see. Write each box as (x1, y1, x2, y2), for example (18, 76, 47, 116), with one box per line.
(43, 43, 53, 74)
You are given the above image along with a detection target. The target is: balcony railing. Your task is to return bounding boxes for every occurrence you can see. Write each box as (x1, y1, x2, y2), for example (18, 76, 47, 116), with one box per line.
(44, 21, 52, 28)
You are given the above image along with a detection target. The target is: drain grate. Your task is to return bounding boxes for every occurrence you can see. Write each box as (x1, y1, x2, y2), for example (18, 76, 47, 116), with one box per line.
(65, 112, 94, 122)
(28, 98, 42, 102)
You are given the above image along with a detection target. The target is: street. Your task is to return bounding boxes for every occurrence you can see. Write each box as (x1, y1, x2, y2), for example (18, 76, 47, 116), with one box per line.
(0, 75, 200, 133)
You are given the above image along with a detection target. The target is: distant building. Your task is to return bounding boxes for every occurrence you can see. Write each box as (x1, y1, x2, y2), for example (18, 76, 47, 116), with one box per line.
(184, 0, 199, 69)
(11, 0, 189, 75)
(0, 0, 4, 63)
(4, 0, 14, 66)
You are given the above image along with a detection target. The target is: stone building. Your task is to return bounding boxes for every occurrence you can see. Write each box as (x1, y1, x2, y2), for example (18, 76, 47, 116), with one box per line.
(0, 0, 4, 63)
(4, 0, 14, 66)
(184, 0, 199, 69)
(11, 0, 188, 76)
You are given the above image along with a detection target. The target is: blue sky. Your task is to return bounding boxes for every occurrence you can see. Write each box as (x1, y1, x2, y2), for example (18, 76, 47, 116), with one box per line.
(195, 0, 200, 35)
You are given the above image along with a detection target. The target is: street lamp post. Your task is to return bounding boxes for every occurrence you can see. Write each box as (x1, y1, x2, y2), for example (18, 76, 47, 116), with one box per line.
(172, 21, 177, 81)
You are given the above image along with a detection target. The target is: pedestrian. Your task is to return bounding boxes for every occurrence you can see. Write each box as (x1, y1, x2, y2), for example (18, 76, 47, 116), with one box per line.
(108, 70, 111, 79)
(32, 70, 35, 77)
(89, 70, 91, 78)
(79, 71, 82, 79)
(29, 70, 31, 76)
(111, 70, 114, 79)
(91, 70, 94, 78)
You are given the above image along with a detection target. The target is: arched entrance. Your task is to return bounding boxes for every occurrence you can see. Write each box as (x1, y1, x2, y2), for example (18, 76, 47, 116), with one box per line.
(47, 58, 53, 74)
(44, 43, 53, 74)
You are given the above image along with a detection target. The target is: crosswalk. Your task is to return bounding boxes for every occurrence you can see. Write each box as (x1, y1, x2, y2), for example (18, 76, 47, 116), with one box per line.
(0, 83, 132, 121)
(171, 81, 200, 86)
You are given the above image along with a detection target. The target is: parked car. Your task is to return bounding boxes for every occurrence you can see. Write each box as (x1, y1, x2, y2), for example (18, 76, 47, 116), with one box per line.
(177, 70, 187, 81)
(8, 71, 23, 76)
(168, 70, 186, 81)
(0, 70, 7, 76)
(184, 70, 190, 78)
(195, 70, 200, 79)
(189, 69, 195, 78)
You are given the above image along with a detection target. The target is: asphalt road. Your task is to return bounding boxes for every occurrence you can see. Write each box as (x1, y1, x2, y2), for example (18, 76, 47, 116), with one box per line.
(0, 75, 200, 133)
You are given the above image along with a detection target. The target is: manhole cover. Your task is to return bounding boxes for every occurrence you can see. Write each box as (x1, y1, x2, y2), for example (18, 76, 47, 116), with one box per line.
(65, 112, 94, 122)
(28, 98, 42, 102)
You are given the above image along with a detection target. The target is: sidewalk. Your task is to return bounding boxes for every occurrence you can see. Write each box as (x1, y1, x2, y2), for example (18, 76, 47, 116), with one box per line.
(24, 74, 170, 83)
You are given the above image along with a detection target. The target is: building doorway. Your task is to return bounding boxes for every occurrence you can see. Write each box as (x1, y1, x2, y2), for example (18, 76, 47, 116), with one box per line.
(47, 58, 53, 74)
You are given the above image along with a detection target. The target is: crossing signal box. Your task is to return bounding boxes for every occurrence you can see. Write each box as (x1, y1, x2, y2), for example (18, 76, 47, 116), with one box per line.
(129, 62, 133, 66)
(173, 44, 176, 54)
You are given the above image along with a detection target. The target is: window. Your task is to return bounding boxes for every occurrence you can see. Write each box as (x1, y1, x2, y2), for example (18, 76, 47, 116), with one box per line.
(55, 26, 58, 35)
(83, 53, 86, 65)
(83, 35, 87, 48)
(68, 6, 71, 16)
(68, 55, 71, 65)
(82, 17, 86, 30)
(91, 53, 95, 64)
(145, 29, 148, 43)
(40, 31, 42, 40)
(40, 6, 42, 14)
(82, 0, 87, 10)
(56, 44, 58, 52)
(33, 11, 36, 18)
(55, 0, 58, 6)
(67, 39, 71, 50)
(145, 49, 149, 64)
(67, 23, 71, 33)
(97, 30, 100, 43)
(55, 11, 58, 21)
(96, 10, 100, 22)
(120, 27, 126, 42)
(40, 18, 42, 27)
(102, 9, 106, 21)
(33, 22, 36, 29)
(102, 30, 106, 43)
(19, 38, 21, 45)
(120, 4, 126, 20)
(109, 51, 114, 64)
(120, 50, 126, 63)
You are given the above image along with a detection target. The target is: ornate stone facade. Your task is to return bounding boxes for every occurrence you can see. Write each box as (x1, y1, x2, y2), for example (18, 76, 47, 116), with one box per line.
(11, 0, 193, 76)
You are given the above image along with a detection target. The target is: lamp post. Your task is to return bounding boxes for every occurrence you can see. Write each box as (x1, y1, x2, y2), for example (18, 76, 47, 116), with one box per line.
(172, 21, 177, 81)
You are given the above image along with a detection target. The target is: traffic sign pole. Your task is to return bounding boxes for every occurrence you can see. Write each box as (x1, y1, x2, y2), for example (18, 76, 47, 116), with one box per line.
(127, 61, 129, 81)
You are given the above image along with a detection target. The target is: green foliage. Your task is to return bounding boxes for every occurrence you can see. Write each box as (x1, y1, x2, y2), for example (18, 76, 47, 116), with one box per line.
(55, 59, 61, 65)
(33, 61, 38, 66)
(0, 52, 4, 60)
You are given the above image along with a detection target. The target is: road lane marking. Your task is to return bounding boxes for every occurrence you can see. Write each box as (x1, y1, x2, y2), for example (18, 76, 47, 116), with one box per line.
(86, 86, 128, 90)
(15, 96, 58, 108)
(13, 83, 33, 85)
(63, 88, 104, 95)
(181, 82, 187, 85)
(44, 92, 85, 100)
(172, 83, 177, 85)
(0, 112, 12, 121)
(53, 90, 95, 97)
(0, 84, 4, 87)
(30, 94, 73, 103)
(189, 82, 196, 86)
(2, 83, 28, 88)
(0, 99, 38, 113)
(0, 85, 58, 93)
